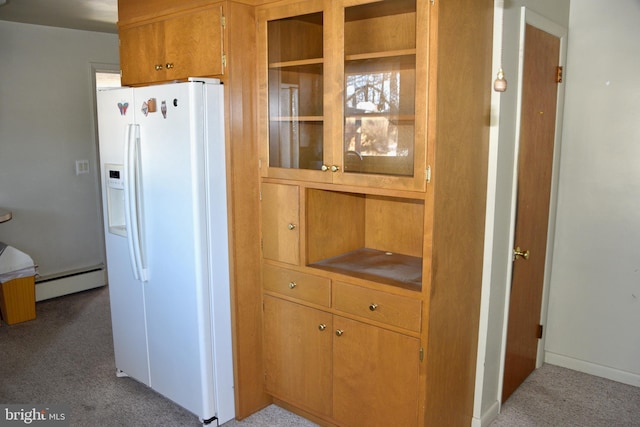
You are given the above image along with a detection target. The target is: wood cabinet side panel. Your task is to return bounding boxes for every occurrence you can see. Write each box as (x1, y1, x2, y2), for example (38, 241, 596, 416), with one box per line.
(223, 1, 271, 418)
(423, 0, 494, 425)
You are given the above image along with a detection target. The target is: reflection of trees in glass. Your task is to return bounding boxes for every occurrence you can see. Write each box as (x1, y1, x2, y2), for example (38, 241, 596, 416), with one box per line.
(345, 72, 399, 114)
(345, 72, 401, 156)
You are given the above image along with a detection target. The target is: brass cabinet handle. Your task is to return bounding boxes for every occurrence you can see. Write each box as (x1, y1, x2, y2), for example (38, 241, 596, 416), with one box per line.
(513, 246, 530, 261)
(321, 164, 329, 172)
(154, 64, 163, 71)
(165, 63, 174, 69)
(318, 324, 327, 331)
(330, 165, 340, 172)
(287, 223, 296, 230)
(369, 303, 378, 311)
(288, 281, 296, 289)
(335, 329, 344, 337)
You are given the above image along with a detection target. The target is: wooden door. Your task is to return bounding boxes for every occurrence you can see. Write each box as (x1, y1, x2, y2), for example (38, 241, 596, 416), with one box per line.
(163, 6, 224, 80)
(261, 183, 300, 265)
(120, 22, 165, 85)
(333, 316, 420, 427)
(502, 24, 560, 402)
(263, 296, 333, 417)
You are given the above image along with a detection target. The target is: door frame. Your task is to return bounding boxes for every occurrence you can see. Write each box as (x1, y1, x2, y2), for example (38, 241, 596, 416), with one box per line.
(497, 8, 568, 402)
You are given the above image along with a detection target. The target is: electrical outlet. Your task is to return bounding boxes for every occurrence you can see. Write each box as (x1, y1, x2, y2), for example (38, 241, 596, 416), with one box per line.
(75, 160, 90, 175)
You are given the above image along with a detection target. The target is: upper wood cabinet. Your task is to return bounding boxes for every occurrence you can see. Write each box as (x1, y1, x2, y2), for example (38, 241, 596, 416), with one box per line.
(257, 0, 428, 192)
(119, 5, 224, 86)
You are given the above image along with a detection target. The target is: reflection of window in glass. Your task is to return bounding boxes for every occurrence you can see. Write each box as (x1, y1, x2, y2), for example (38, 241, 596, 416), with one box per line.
(345, 72, 404, 157)
(278, 84, 299, 168)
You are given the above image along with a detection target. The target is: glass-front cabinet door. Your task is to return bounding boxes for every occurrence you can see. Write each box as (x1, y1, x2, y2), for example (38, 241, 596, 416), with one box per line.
(335, 0, 427, 191)
(258, 0, 331, 183)
(258, 0, 428, 191)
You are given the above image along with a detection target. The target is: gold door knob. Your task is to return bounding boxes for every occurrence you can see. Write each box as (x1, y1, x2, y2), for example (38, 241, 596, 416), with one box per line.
(288, 281, 296, 289)
(330, 165, 340, 172)
(165, 63, 174, 69)
(335, 329, 344, 337)
(513, 246, 530, 260)
(321, 164, 329, 172)
(318, 324, 327, 331)
(154, 64, 163, 71)
(287, 223, 296, 230)
(369, 303, 378, 311)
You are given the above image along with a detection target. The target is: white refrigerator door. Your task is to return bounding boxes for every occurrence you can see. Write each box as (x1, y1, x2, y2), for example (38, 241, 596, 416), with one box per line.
(128, 82, 230, 423)
(97, 87, 151, 387)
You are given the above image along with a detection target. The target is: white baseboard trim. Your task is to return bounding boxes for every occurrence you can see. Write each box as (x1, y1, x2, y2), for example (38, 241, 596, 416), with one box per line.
(35, 267, 107, 301)
(472, 399, 500, 427)
(545, 351, 640, 387)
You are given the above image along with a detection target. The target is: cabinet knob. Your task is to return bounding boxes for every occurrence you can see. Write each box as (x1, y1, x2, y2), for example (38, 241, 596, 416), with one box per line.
(335, 329, 344, 337)
(165, 63, 174, 69)
(287, 223, 296, 230)
(154, 64, 163, 71)
(369, 303, 378, 311)
(321, 164, 329, 172)
(288, 281, 296, 289)
(330, 165, 340, 172)
(318, 324, 327, 331)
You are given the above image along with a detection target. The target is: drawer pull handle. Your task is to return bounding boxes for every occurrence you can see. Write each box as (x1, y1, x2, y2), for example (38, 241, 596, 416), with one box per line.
(369, 303, 378, 311)
(154, 64, 163, 71)
(287, 223, 296, 230)
(288, 281, 296, 289)
(318, 324, 327, 331)
(335, 329, 344, 337)
(165, 63, 174, 69)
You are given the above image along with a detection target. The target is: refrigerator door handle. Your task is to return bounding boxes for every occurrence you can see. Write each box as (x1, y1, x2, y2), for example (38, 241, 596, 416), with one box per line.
(124, 124, 148, 282)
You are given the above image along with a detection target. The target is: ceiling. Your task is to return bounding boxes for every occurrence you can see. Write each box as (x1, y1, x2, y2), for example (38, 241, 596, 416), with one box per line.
(0, 0, 117, 34)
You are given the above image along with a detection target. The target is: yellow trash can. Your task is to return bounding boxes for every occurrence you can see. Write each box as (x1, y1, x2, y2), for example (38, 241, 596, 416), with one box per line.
(0, 243, 37, 325)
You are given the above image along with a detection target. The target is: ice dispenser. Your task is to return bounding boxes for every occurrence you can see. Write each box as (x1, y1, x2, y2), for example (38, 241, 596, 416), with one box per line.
(105, 164, 126, 237)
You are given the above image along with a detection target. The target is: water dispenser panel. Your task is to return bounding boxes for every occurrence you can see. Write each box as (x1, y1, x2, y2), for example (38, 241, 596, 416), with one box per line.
(105, 164, 126, 237)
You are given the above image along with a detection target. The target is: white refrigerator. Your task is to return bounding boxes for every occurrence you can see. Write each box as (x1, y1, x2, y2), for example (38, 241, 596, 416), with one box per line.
(96, 78, 235, 425)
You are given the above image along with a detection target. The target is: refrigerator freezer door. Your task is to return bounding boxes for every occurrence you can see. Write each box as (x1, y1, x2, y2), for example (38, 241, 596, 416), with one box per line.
(97, 87, 151, 386)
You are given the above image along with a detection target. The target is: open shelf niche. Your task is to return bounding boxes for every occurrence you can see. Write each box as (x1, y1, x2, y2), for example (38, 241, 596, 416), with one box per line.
(306, 188, 424, 291)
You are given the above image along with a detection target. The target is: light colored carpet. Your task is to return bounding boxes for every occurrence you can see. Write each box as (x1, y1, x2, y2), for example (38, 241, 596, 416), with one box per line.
(1, 286, 638, 426)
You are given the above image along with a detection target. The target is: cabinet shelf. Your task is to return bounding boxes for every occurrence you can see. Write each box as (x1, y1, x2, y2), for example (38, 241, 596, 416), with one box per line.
(269, 58, 323, 69)
(345, 49, 415, 62)
(270, 116, 323, 122)
(309, 248, 422, 291)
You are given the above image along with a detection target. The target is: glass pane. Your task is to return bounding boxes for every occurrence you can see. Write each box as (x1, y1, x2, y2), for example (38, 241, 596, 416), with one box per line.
(267, 13, 324, 170)
(343, 1, 416, 177)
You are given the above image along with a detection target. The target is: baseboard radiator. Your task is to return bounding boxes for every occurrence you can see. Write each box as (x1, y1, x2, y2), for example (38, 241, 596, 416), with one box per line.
(35, 264, 107, 302)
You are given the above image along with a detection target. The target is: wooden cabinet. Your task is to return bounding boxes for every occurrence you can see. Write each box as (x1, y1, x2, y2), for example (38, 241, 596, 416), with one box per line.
(119, 5, 224, 86)
(333, 316, 420, 427)
(263, 294, 420, 427)
(257, 0, 427, 192)
(263, 295, 332, 417)
(260, 182, 299, 265)
(258, 0, 495, 425)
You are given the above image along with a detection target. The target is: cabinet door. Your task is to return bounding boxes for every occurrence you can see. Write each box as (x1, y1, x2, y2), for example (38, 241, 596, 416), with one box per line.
(334, 0, 428, 192)
(263, 295, 333, 417)
(120, 21, 165, 85)
(164, 6, 224, 80)
(261, 182, 300, 265)
(257, 1, 331, 183)
(333, 316, 420, 427)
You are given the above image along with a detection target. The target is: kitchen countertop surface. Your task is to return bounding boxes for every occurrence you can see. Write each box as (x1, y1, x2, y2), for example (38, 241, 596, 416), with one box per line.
(0, 208, 12, 223)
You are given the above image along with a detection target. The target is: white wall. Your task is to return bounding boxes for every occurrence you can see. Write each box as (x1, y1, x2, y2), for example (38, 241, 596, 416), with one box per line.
(0, 21, 119, 279)
(474, 1, 569, 425)
(544, 0, 640, 387)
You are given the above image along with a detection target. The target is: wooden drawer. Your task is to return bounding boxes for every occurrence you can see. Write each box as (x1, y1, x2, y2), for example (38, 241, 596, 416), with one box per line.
(263, 264, 331, 307)
(333, 281, 421, 332)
